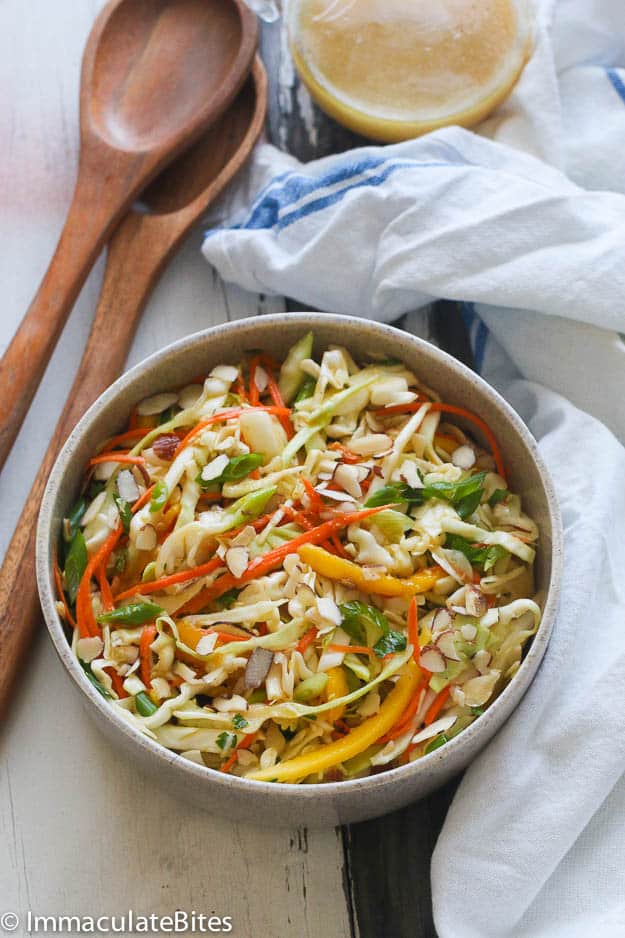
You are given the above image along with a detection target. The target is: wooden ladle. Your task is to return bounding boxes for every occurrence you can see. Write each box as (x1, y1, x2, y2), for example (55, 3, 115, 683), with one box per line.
(0, 58, 268, 720)
(0, 0, 258, 471)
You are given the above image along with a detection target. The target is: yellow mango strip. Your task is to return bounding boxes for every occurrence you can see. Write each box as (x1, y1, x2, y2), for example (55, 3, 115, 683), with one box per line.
(325, 666, 350, 723)
(298, 544, 444, 597)
(247, 661, 420, 783)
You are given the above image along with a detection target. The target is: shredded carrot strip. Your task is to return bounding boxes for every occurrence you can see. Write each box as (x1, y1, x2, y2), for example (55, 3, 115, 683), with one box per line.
(377, 674, 429, 743)
(104, 428, 149, 450)
(104, 667, 128, 699)
(89, 453, 146, 467)
(296, 627, 318, 655)
(181, 506, 387, 612)
(302, 477, 323, 513)
(52, 547, 76, 628)
(115, 557, 223, 602)
(259, 355, 295, 437)
(328, 644, 374, 657)
(215, 631, 249, 645)
(75, 488, 154, 639)
(128, 407, 139, 430)
(97, 561, 115, 612)
(248, 356, 261, 406)
(76, 526, 123, 638)
(330, 534, 348, 558)
(424, 685, 451, 726)
(407, 596, 419, 662)
(220, 732, 258, 774)
(234, 373, 248, 403)
(139, 625, 158, 688)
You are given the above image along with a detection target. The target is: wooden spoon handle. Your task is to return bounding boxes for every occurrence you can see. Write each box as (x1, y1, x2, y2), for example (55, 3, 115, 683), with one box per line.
(0, 212, 161, 719)
(0, 154, 134, 472)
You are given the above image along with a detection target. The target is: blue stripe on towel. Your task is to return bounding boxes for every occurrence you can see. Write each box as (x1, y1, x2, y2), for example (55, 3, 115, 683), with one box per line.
(460, 302, 489, 374)
(607, 68, 625, 105)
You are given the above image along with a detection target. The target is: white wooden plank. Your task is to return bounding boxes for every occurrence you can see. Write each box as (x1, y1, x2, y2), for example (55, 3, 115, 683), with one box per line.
(0, 2, 351, 934)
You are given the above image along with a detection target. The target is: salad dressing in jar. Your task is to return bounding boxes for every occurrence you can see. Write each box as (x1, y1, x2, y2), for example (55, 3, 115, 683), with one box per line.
(288, 0, 532, 142)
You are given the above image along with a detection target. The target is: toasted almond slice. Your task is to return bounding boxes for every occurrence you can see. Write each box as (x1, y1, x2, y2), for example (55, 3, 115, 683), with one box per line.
(461, 623, 478, 641)
(210, 365, 239, 384)
(435, 630, 461, 661)
(348, 434, 393, 457)
(177, 384, 203, 410)
(452, 445, 477, 469)
(465, 585, 489, 617)
(137, 392, 178, 416)
(117, 469, 140, 504)
(253, 364, 269, 393)
(136, 524, 157, 551)
(412, 714, 457, 744)
(333, 463, 363, 499)
(419, 645, 446, 673)
(231, 525, 257, 548)
(225, 547, 249, 579)
(76, 636, 104, 663)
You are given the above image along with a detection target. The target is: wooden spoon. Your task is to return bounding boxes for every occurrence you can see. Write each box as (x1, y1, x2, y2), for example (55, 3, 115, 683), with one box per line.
(0, 58, 268, 720)
(0, 0, 258, 471)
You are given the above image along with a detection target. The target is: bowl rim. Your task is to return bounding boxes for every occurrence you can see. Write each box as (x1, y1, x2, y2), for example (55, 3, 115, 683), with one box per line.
(37, 312, 563, 801)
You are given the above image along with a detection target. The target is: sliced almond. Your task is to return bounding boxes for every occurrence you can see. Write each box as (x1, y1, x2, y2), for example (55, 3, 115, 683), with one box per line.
(136, 392, 178, 416)
(463, 671, 499, 707)
(76, 636, 104, 663)
(348, 434, 393, 457)
(465, 585, 488, 617)
(435, 630, 461, 661)
(419, 645, 446, 673)
(117, 469, 140, 504)
(196, 633, 219, 656)
(225, 547, 249, 579)
(177, 384, 203, 410)
(210, 365, 239, 385)
(431, 608, 453, 636)
(333, 463, 363, 499)
(315, 484, 356, 505)
(451, 445, 476, 469)
(412, 714, 457, 744)
(231, 525, 257, 548)
(81, 490, 106, 527)
(461, 623, 478, 641)
(136, 524, 157, 551)
(474, 649, 492, 674)
(253, 364, 269, 393)
(316, 596, 342, 626)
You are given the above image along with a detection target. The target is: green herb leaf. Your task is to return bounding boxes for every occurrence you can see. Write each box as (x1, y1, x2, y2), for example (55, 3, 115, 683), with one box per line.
(86, 479, 106, 500)
(216, 588, 241, 609)
(64, 496, 87, 543)
(373, 630, 407, 657)
(232, 713, 248, 730)
(97, 601, 163, 626)
(340, 601, 389, 647)
(365, 473, 486, 517)
(64, 530, 88, 605)
(425, 733, 448, 754)
(79, 659, 112, 700)
(445, 534, 508, 573)
(470, 706, 485, 716)
(135, 691, 158, 717)
(149, 480, 168, 514)
(113, 495, 132, 534)
(114, 548, 128, 575)
(216, 731, 237, 751)
(488, 488, 510, 507)
(293, 374, 316, 403)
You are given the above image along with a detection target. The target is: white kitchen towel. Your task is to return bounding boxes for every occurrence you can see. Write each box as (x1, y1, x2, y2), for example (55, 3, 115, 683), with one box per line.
(201, 1, 625, 935)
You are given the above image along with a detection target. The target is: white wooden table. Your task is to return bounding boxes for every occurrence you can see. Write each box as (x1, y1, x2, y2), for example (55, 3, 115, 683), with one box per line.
(0, 4, 468, 935)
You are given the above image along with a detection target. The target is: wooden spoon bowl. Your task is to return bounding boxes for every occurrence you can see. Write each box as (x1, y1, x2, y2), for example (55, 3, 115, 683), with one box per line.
(0, 0, 258, 471)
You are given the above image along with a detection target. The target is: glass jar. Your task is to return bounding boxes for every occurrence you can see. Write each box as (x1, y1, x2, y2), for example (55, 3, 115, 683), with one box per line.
(288, 0, 532, 142)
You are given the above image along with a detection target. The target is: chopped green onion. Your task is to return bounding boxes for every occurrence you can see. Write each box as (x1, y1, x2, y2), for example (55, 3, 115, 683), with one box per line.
(64, 530, 88, 605)
(64, 496, 87, 543)
(488, 488, 510, 507)
(232, 713, 248, 730)
(113, 494, 132, 534)
(149, 480, 168, 514)
(216, 731, 237, 750)
(135, 691, 158, 717)
(98, 601, 163, 626)
(293, 374, 316, 403)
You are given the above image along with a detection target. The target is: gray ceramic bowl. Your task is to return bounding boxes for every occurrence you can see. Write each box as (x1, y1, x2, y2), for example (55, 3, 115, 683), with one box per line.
(37, 313, 562, 828)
